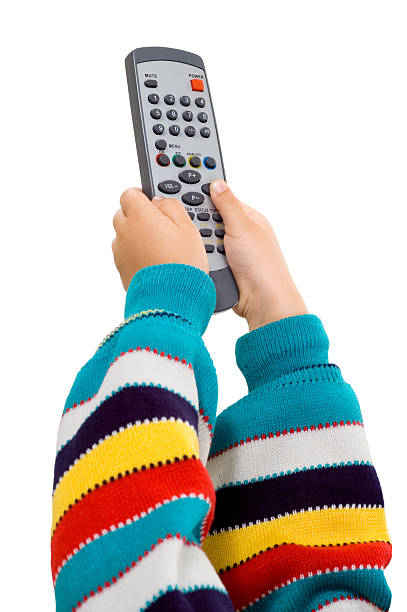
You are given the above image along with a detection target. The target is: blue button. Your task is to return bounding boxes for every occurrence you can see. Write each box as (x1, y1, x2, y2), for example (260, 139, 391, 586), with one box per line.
(204, 156, 216, 169)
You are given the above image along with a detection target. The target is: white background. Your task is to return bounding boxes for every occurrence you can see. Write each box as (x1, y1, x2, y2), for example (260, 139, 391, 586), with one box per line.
(1, 1, 405, 609)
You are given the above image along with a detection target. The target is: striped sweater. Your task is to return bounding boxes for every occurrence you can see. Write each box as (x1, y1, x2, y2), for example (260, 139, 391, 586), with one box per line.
(51, 263, 392, 611)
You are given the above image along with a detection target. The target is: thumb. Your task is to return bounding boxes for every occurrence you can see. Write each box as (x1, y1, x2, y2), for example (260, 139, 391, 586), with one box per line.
(210, 180, 247, 233)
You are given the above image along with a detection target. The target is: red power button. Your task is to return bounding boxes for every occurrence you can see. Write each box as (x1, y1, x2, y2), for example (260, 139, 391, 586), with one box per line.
(190, 79, 204, 92)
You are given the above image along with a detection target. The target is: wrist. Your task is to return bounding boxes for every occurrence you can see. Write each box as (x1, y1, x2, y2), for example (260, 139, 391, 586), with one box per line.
(244, 284, 308, 331)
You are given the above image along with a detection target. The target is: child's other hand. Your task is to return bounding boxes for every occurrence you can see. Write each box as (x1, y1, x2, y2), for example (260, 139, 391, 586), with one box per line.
(112, 188, 209, 291)
(210, 180, 307, 331)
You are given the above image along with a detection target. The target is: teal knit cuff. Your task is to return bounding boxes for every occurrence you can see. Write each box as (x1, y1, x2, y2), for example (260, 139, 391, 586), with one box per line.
(236, 314, 329, 391)
(124, 264, 216, 335)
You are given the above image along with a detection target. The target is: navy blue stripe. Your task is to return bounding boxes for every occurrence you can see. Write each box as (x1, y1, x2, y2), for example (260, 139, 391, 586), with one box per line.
(146, 587, 234, 611)
(54, 386, 198, 490)
(210, 464, 384, 533)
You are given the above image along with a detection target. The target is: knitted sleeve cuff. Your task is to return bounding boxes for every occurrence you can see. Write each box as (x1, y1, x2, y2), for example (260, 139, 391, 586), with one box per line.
(124, 264, 216, 335)
(235, 314, 329, 391)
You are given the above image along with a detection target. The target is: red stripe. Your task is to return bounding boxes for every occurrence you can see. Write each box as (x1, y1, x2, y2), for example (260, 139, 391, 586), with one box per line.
(51, 457, 215, 581)
(219, 541, 392, 610)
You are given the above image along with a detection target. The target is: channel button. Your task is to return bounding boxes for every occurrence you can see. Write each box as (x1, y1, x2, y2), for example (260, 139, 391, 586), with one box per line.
(182, 192, 204, 206)
(179, 170, 201, 184)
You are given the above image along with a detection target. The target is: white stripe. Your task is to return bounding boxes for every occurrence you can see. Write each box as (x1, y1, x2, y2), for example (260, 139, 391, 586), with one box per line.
(57, 350, 198, 452)
(207, 425, 371, 490)
(319, 600, 382, 611)
(79, 537, 228, 611)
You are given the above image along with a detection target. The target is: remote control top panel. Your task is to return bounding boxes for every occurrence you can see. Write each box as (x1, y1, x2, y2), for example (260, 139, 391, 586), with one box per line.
(125, 47, 239, 312)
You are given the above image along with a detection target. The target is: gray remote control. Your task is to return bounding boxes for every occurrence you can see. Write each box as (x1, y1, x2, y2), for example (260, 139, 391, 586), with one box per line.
(125, 47, 239, 313)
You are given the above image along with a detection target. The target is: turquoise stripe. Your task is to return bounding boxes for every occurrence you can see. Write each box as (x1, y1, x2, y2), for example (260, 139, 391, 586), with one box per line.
(246, 569, 391, 611)
(55, 497, 210, 612)
(209, 367, 362, 456)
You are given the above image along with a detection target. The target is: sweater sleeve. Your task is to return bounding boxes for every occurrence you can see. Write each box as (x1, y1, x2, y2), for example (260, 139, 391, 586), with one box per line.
(203, 315, 392, 612)
(51, 264, 234, 612)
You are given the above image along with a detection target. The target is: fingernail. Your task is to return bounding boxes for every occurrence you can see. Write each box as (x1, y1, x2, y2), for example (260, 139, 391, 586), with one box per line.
(152, 195, 164, 201)
(211, 180, 228, 195)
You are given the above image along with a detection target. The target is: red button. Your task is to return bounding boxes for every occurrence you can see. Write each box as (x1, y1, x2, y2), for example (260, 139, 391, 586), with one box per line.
(190, 79, 204, 92)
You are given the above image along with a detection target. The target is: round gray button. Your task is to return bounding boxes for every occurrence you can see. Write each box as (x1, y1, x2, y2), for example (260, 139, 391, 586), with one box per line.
(153, 124, 164, 135)
(200, 127, 210, 138)
(150, 108, 162, 119)
(169, 125, 180, 136)
(155, 139, 167, 150)
(198, 112, 208, 123)
(148, 94, 159, 104)
(195, 97, 205, 108)
(185, 126, 196, 137)
(180, 96, 191, 106)
(182, 110, 193, 122)
(166, 109, 178, 120)
(164, 94, 175, 105)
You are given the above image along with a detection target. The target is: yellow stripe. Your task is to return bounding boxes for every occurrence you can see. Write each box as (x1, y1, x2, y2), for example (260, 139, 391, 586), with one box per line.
(52, 420, 199, 533)
(202, 507, 390, 572)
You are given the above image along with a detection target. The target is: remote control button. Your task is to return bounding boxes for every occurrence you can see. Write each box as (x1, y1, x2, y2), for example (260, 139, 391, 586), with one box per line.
(155, 139, 167, 150)
(197, 112, 208, 123)
(178, 170, 201, 185)
(153, 123, 164, 135)
(166, 109, 178, 120)
(173, 154, 186, 167)
(189, 156, 201, 168)
(215, 229, 225, 238)
(204, 156, 216, 169)
(156, 154, 170, 167)
(197, 213, 210, 221)
(144, 79, 157, 88)
(212, 212, 223, 222)
(200, 229, 212, 237)
(180, 96, 191, 106)
(150, 108, 162, 119)
(205, 244, 215, 253)
(191, 79, 204, 92)
(188, 212, 195, 219)
(217, 244, 225, 254)
(164, 94, 175, 105)
(182, 192, 204, 206)
(185, 126, 196, 137)
(169, 125, 180, 136)
(200, 127, 210, 138)
(201, 183, 210, 195)
(195, 97, 205, 108)
(148, 93, 159, 104)
(179, 170, 201, 184)
(158, 180, 181, 194)
(182, 110, 193, 122)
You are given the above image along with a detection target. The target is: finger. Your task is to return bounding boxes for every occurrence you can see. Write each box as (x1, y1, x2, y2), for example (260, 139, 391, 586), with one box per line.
(152, 196, 190, 225)
(120, 187, 150, 216)
(209, 180, 247, 233)
(113, 208, 126, 232)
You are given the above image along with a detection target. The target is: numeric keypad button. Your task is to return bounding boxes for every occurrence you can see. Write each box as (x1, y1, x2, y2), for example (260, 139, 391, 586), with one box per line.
(150, 108, 162, 119)
(158, 180, 181, 194)
(164, 94, 175, 105)
(200, 229, 212, 237)
(180, 96, 191, 106)
(185, 126, 196, 137)
(201, 183, 210, 195)
(215, 229, 225, 238)
(212, 212, 222, 222)
(155, 139, 167, 150)
(166, 109, 178, 120)
(148, 93, 159, 104)
(200, 127, 210, 138)
(197, 213, 210, 221)
(153, 124, 164, 135)
(197, 112, 208, 123)
(173, 155, 186, 167)
(195, 97, 205, 108)
(169, 125, 180, 136)
(182, 192, 204, 206)
(179, 170, 201, 184)
(182, 110, 193, 122)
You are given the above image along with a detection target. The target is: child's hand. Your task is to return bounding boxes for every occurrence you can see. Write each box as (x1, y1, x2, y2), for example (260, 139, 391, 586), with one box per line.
(210, 180, 307, 331)
(112, 188, 209, 291)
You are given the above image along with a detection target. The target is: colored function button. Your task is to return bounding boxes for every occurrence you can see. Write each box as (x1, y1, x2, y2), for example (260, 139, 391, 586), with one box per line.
(197, 213, 210, 221)
(212, 212, 222, 222)
(200, 127, 210, 138)
(179, 170, 201, 184)
(185, 126, 196, 137)
(191, 79, 204, 92)
(217, 244, 225, 254)
(155, 139, 167, 150)
(200, 229, 212, 237)
(189, 156, 201, 168)
(148, 93, 159, 104)
(156, 154, 170, 167)
(166, 109, 178, 120)
(169, 125, 180, 136)
(198, 112, 208, 123)
(158, 180, 181, 194)
(201, 183, 210, 195)
(182, 192, 204, 206)
(144, 79, 157, 88)
(215, 229, 225, 238)
(188, 212, 195, 219)
(182, 110, 193, 122)
(195, 97, 205, 108)
(164, 94, 175, 105)
(173, 154, 186, 167)
(150, 108, 162, 119)
(205, 244, 215, 253)
(180, 96, 191, 106)
(204, 156, 216, 169)
(153, 124, 164, 135)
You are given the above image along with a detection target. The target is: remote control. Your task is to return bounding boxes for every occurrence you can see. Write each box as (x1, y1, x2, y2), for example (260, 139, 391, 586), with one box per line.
(125, 46, 239, 313)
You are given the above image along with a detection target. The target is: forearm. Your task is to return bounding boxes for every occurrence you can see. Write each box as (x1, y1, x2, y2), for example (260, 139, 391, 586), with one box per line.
(204, 314, 391, 611)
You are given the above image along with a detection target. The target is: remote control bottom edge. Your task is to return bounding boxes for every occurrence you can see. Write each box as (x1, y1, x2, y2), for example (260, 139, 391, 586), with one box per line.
(210, 266, 239, 313)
